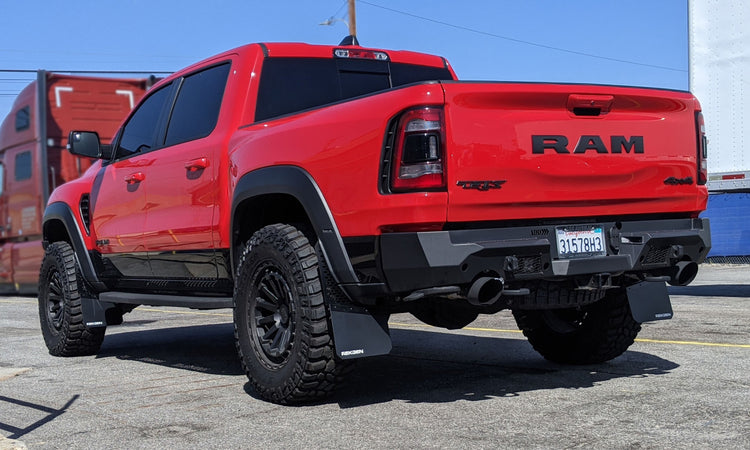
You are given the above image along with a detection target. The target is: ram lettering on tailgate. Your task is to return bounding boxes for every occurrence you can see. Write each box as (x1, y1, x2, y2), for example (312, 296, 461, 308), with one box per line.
(532, 135, 644, 154)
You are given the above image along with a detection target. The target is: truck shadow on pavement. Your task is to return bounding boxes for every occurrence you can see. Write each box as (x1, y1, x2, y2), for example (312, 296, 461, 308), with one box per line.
(668, 284, 750, 298)
(334, 328, 679, 408)
(96, 323, 244, 376)
(94, 323, 678, 407)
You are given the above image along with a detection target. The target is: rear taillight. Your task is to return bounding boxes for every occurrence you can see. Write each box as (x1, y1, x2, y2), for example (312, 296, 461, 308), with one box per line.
(390, 107, 446, 192)
(696, 111, 708, 185)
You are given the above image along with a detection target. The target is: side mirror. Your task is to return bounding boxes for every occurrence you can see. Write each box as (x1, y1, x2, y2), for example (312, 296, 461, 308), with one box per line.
(67, 131, 112, 159)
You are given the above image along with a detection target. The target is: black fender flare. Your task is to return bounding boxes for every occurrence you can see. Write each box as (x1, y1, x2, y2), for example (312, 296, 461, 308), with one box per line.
(231, 166, 358, 285)
(42, 202, 107, 292)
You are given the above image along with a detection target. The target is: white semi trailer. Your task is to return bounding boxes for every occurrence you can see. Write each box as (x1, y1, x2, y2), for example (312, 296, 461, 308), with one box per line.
(689, 0, 750, 258)
(689, 0, 750, 189)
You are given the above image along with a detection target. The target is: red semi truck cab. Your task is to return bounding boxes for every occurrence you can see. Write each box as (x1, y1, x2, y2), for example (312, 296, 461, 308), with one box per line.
(0, 72, 151, 293)
(40, 42, 710, 404)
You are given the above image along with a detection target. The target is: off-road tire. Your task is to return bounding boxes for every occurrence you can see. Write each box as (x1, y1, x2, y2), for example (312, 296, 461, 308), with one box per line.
(233, 224, 344, 404)
(513, 288, 641, 364)
(38, 241, 105, 356)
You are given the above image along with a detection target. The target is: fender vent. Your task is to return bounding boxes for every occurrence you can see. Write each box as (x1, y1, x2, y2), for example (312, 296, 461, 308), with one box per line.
(79, 194, 91, 234)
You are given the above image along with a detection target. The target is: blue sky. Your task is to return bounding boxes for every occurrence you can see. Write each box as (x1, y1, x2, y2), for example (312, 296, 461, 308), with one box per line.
(0, 0, 688, 118)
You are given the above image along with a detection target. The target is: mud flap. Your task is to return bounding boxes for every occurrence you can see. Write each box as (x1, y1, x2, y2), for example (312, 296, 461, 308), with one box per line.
(81, 296, 117, 328)
(329, 304, 392, 359)
(626, 281, 674, 323)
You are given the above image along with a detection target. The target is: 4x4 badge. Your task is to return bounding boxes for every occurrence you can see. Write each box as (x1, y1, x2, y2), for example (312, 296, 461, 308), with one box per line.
(456, 180, 506, 191)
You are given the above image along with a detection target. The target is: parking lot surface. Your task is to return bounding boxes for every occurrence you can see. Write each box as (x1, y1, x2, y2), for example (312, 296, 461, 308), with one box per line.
(1, 264, 749, 449)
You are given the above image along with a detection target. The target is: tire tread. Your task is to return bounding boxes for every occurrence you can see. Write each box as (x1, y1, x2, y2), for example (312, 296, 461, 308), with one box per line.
(38, 241, 104, 357)
(233, 224, 346, 404)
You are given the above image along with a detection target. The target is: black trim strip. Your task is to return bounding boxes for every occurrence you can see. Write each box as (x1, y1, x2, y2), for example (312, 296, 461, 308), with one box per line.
(37, 70, 50, 202)
(99, 292, 232, 309)
(258, 43, 269, 57)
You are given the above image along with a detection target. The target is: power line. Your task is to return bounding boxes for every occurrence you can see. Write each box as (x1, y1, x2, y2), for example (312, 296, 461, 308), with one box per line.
(358, 0, 686, 73)
(332, 0, 348, 18)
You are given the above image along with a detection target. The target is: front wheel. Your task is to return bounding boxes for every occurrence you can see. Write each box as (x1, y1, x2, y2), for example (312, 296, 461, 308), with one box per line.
(513, 288, 641, 364)
(233, 224, 345, 404)
(38, 241, 105, 356)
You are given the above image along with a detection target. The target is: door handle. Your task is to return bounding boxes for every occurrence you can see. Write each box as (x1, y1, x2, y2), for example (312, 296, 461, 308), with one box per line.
(185, 157, 209, 172)
(124, 172, 145, 184)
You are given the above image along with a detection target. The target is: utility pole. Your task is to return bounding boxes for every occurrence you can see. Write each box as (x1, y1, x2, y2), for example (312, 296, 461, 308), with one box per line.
(320, 0, 359, 45)
(348, 0, 357, 38)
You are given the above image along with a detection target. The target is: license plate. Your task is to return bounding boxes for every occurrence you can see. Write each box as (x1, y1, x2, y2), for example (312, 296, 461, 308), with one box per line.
(555, 225, 606, 259)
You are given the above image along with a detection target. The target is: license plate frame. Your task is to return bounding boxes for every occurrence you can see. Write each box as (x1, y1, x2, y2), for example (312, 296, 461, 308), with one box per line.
(555, 225, 606, 259)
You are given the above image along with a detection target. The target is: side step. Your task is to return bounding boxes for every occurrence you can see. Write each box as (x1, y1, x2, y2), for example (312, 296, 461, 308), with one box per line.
(99, 292, 233, 309)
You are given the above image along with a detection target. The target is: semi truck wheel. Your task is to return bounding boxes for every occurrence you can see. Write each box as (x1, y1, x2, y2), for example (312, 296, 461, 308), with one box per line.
(233, 224, 344, 404)
(38, 241, 105, 356)
(512, 288, 641, 364)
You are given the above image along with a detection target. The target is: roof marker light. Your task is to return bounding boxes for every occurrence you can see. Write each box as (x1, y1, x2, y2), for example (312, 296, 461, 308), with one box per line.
(334, 48, 389, 60)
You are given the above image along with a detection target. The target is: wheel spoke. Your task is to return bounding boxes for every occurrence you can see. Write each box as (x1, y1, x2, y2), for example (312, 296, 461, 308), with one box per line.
(255, 298, 277, 312)
(277, 327, 291, 353)
(260, 284, 279, 303)
(257, 315, 276, 326)
(270, 276, 286, 300)
(48, 275, 62, 299)
(271, 326, 285, 352)
(262, 323, 279, 341)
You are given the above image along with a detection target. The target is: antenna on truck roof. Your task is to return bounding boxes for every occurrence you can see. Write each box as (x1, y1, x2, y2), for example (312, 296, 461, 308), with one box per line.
(339, 35, 360, 46)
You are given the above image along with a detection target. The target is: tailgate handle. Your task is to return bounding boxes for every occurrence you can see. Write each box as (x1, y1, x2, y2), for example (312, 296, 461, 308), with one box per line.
(567, 94, 614, 116)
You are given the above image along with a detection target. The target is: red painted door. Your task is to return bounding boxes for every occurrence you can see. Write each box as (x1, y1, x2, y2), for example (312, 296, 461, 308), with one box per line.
(89, 81, 175, 277)
(140, 63, 230, 278)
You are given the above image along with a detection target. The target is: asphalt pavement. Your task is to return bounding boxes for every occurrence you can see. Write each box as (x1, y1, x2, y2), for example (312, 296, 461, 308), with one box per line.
(1, 263, 748, 449)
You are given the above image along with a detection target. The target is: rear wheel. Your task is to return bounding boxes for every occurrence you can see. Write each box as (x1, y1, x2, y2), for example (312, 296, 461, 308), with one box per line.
(38, 241, 105, 356)
(233, 224, 345, 404)
(513, 288, 641, 364)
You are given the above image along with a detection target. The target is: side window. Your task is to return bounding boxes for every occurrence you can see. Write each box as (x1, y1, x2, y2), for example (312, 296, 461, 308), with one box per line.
(14, 151, 32, 181)
(256, 58, 340, 122)
(164, 63, 231, 147)
(15, 106, 30, 131)
(117, 83, 173, 157)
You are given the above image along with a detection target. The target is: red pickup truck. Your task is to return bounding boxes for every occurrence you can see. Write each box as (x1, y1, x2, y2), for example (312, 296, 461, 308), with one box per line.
(40, 42, 710, 404)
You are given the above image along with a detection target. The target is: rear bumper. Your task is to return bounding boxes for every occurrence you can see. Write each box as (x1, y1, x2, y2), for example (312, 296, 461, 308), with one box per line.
(377, 217, 711, 293)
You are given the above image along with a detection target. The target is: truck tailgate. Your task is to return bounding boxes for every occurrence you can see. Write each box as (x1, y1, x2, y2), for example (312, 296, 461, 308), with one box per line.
(442, 82, 706, 222)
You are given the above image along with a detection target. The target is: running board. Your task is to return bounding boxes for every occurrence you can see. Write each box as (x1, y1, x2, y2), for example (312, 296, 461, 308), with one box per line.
(99, 292, 233, 309)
